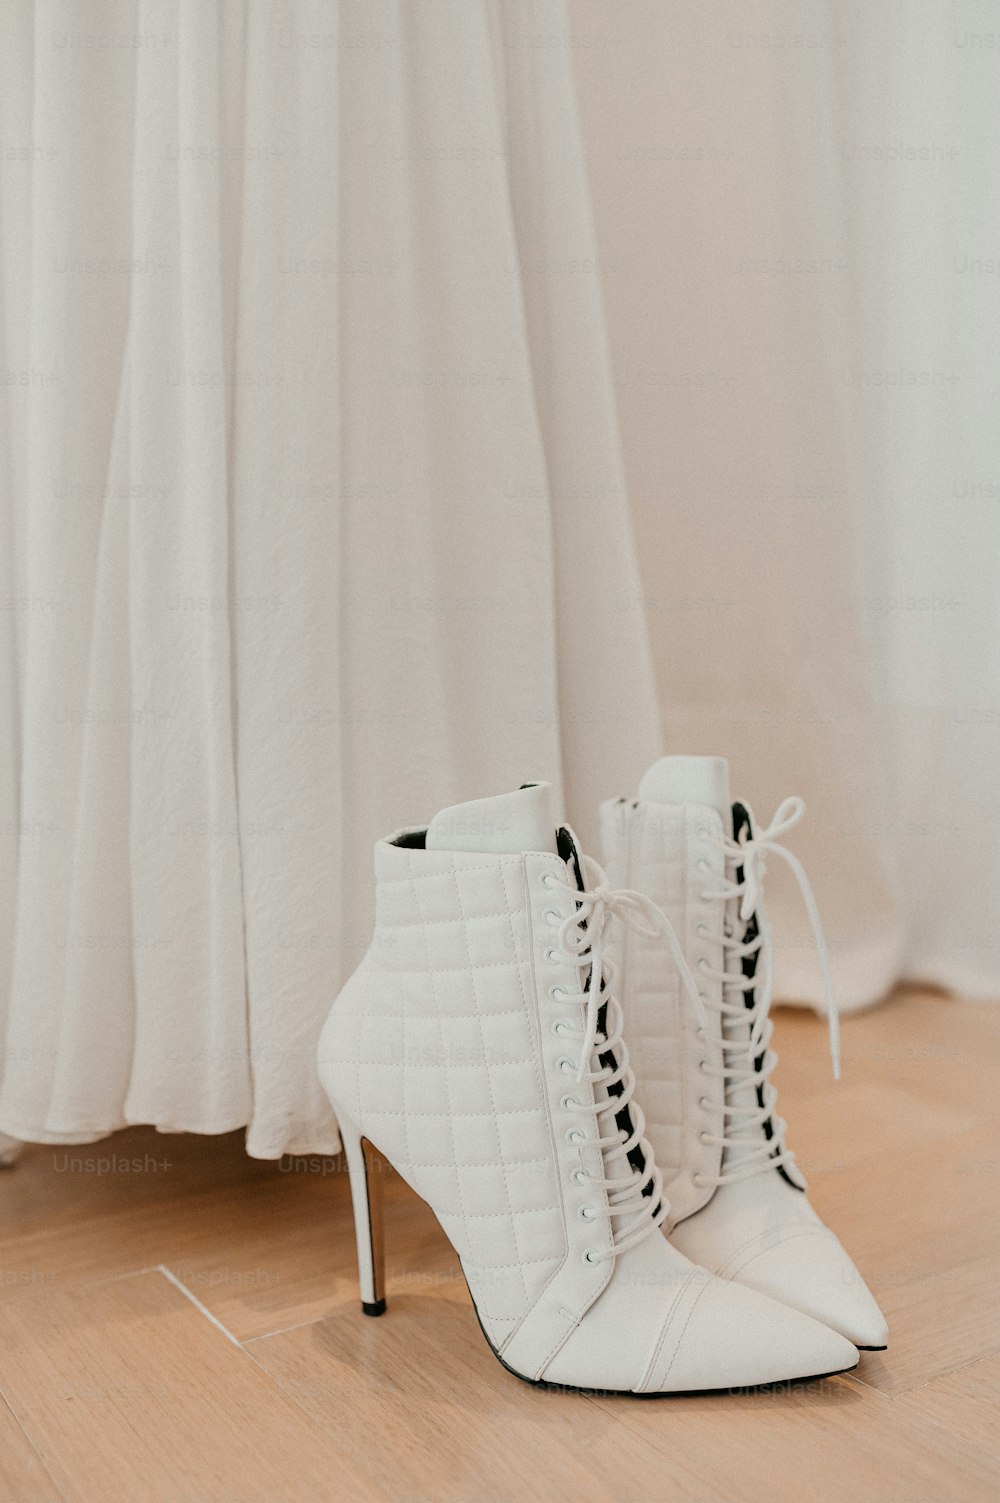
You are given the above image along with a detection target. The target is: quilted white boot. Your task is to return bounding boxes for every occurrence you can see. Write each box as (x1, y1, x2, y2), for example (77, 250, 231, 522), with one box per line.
(318, 783, 858, 1393)
(601, 757, 887, 1351)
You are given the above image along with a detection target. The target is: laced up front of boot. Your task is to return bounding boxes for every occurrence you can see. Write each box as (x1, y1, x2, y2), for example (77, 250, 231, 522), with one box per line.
(543, 852, 706, 1255)
(692, 797, 840, 1188)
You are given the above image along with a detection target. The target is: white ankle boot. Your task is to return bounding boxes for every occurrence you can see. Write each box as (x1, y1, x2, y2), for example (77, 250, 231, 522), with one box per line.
(318, 783, 858, 1393)
(601, 757, 887, 1350)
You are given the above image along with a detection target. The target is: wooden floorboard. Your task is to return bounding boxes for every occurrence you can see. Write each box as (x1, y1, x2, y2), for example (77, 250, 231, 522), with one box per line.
(896, 1354, 1000, 1456)
(0, 1269, 377, 1503)
(588, 1371, 999, 1503)
(246, 1298, 667, 1503)
(0, 1390, 63, 1503)
(0, 988, 996, 1502)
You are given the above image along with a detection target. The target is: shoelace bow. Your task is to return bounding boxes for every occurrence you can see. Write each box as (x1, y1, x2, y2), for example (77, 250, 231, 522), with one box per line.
(550, 853, 707, 1257)
(696, 796, 840, 1187)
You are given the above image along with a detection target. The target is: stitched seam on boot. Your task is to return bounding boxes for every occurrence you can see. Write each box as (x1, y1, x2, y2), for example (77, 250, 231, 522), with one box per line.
(534, 1305, 588, 1380)
(657, 1276, 714, 1388)
(510, 855, 614, 1374)
(408, 852, 474, 1308)
(404, 1155, 550, 1169)
(719, 1223, 836, 1281)
(637, 1269, 700, 1391)
(371, 960, 530, 973)
(496, 856, 570, 1355)
(377, 862, 501, 885)
(360, 1106, 544, 1117)
(377, 910, 519, 926)
(356, 1008, 529, 1024)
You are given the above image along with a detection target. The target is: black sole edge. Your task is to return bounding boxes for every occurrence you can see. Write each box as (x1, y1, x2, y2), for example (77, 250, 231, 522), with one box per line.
(493, 1352, 861, 1399)
(856, 1344, 887, 1352)
(361, 1299, 387, 1317)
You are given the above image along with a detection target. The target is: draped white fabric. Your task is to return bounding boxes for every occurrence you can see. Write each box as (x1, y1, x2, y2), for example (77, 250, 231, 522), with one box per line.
(4, 1, 996, 1159)
(574, 0, 1000, 1010)
(0, 0, 660, 1154)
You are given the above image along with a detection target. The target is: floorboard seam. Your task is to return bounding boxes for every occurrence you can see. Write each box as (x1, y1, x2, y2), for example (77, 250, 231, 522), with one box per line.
(894, 1350, 999, 1400)
(0, 1386, 68, 1503)
(157, 1264, 241, 1346)
(244, 1313, 331, 1344)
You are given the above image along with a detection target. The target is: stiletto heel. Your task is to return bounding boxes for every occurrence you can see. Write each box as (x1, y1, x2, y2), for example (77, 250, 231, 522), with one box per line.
(339, 1116, 386, 1316)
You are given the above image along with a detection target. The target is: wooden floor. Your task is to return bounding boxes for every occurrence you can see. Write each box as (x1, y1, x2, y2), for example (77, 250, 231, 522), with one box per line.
(0, 988, 998, 1503)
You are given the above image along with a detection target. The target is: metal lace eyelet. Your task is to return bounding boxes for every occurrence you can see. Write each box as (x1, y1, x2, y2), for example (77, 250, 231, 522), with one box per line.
(544, 947, 559, 964)
(560, 1094, 581, 1111)
(699, 1096, 711, 1110)
(557, 1058, 574, 1075)
(698, 957, 709, 972)
(698, 1058, 708, 1072)
(552, 1020, 569, 1037)
(543, 909, 560, 926)
(541, 872, 556, 888)
(571, 1168, 589, 1186)
(566, 1128, 585, 1144)
(579, 1206, 598, 1221)
(583, 1248, 601, 1264)
(549, 985, 566, 1001)
(697, 923, 710, 937)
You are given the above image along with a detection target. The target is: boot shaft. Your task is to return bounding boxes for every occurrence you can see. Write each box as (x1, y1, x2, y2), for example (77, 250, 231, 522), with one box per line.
(322, 825, 627, 1349)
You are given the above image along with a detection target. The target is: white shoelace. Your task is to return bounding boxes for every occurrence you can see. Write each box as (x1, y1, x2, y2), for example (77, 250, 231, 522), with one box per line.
(547, 852, 706, 1259)
(694, 797, 840, 1188)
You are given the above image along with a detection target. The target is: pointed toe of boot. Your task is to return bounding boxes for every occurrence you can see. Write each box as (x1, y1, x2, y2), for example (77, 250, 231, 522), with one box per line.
(638, 1271, 859, 1393)
(729, 1225, 888, 1349)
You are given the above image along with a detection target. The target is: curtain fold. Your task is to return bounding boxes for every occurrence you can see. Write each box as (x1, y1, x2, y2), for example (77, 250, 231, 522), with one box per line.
(571, 0, 1000, 1009)
(0, 0, 661, 1153)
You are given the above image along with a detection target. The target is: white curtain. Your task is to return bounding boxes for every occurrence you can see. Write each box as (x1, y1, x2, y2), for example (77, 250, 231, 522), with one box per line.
(0, 0, 660, 1154)
(4, 1, 996, 1160)
(573, 0, 1000, 1009)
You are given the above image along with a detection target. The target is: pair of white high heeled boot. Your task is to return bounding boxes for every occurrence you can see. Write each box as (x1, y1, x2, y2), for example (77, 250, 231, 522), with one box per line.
(317, 756, 887, 1395)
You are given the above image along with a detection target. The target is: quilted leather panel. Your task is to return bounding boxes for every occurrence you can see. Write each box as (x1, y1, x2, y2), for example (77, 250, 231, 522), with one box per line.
(325, 842, 567, 1345)
(600, 799, 726, 1224)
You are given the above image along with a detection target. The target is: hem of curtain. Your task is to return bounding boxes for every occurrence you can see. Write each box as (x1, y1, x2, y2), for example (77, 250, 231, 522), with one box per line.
(899, 962, 1000, 1003)
(0, 1113, 246, 1148)
(776, 969, 999, 1014)
(244, 1124, 343, 1161)
(774, 987, 890, 1017)
(0, 1112, 344, 1160)
(772, 922, 908, 1015)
